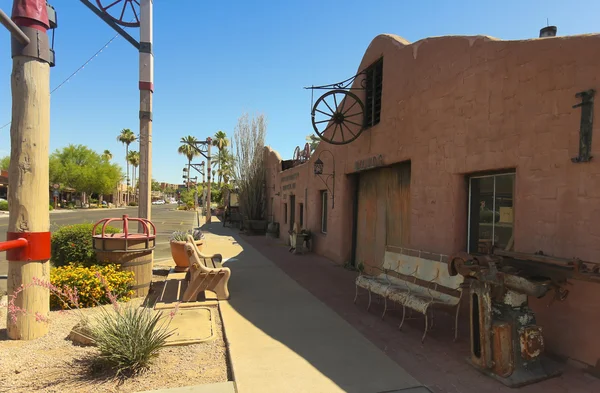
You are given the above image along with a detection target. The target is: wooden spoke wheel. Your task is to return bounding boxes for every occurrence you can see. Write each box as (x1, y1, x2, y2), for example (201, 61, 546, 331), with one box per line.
(96, 0, 141, 27)
(311, 89, 365, 145)
(302, 143, 311, 161)
(293, 146, 302, 165)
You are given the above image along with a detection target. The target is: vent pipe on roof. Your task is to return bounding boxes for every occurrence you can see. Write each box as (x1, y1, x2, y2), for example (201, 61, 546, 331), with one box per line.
(540, 26, 557, 37)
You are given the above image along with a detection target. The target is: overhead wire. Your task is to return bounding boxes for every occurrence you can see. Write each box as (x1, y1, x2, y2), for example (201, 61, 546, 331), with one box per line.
(0, 31, 123, 131)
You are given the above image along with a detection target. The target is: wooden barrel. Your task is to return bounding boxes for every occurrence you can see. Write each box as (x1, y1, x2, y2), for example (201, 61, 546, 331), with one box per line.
(93, 235, 155, 298)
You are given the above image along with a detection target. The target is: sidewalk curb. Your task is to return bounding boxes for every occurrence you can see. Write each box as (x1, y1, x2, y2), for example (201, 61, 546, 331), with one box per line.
(217, 301, 238, 393)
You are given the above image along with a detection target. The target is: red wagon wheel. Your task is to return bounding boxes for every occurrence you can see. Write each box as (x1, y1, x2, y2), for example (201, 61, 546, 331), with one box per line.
(311, 89, 365, 145)
(302, 143, 311, 162)
(96, 0, 141, 27)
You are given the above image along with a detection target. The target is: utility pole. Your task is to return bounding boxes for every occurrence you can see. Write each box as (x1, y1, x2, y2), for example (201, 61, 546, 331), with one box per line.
(3, 0, 57, 340)
(206, 138, 212, 224)
(137, 0, 153, 230)
(78, 0, 153, 230)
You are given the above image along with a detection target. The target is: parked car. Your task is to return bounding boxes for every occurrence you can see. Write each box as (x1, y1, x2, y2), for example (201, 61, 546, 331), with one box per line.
(152, 199, 166, 205)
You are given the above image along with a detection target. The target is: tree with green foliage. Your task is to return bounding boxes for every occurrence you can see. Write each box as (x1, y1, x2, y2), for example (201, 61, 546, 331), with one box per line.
(117, 128, 137, 202)
(0, 156, 9, 171)
(213, 130, 229, 185)
(49, 144, 123, 204)
(178, 135, 199, 188)
(127, 150, 140, 202)
(102, 150, 113, 161)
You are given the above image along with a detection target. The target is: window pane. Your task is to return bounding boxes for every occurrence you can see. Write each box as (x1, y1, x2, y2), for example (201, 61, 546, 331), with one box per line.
(493, 174, 515, 250)
(468, 173, 515, 253)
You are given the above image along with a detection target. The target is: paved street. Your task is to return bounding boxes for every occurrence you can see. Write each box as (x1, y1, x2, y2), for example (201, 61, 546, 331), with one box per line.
(0, 204, 199, 294)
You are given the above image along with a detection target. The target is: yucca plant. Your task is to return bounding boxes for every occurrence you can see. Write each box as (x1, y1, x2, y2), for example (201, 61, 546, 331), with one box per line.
(169, 231, 188, 242)
(90, 303, 175, 376)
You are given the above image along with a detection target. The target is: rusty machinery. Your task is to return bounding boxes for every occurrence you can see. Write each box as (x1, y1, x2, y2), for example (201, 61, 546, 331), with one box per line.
(448, 249, 600, 388)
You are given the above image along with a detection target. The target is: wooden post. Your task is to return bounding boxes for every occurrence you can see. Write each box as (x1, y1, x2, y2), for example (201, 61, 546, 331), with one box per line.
(206, 139, 212, 224)
(137, 0, 153, 231)
(6, 0, 53, 340)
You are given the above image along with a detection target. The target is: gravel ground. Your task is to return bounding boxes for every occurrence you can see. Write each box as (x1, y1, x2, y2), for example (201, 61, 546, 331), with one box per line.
(0, 291, 230, 393)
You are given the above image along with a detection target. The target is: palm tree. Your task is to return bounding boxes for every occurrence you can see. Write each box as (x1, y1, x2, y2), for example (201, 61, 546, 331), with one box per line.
(117, 129, 137, 204)
(127, 151, 140, 202)
(213, 130, 229, 185)
(220, 150, 235, 185)
(102, 150, 113, 161)
(178, 135, 199, 189)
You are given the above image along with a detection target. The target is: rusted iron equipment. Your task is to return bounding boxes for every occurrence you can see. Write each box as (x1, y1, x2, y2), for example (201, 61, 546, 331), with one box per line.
(448, 251, 572, 387)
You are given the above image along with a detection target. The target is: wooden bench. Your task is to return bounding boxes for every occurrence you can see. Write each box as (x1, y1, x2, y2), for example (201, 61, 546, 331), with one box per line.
(182, 234, 231, 301)
(354, 246, 464, 343)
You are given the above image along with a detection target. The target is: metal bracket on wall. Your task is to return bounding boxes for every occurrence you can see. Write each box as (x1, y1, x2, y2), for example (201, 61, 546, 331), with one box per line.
(571, 89, 595, 163)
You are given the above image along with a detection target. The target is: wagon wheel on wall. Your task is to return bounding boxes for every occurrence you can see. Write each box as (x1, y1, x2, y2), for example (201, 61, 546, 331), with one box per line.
(311, 89, 365, 145)
(96, 0, 141, 27)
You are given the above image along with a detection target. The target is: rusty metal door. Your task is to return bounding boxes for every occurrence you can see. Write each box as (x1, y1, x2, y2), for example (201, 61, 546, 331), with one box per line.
(355, 162, 411, 270)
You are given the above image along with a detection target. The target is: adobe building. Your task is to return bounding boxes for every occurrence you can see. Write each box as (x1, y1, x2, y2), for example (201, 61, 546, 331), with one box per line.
(264, 32, 600, 369)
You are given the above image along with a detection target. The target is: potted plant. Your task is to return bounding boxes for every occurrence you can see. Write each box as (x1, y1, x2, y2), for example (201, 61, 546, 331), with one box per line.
(169, 229, 205, 271)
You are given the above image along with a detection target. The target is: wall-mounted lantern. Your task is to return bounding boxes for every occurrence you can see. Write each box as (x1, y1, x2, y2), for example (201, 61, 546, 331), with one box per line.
(313, 150, 336, 209)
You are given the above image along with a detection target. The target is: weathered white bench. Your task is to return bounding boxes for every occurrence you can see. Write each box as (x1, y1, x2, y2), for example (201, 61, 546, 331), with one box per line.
(354, 246, 464, 343)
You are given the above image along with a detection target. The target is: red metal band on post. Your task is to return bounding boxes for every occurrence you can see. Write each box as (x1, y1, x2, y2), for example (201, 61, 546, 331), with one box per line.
(139, 81, 154, 92)
(12, 0, 50, 30)
(6, 231, 51, 261)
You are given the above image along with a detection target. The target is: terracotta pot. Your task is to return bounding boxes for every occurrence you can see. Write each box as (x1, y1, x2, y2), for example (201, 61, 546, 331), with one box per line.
(170, 240, 205, 271)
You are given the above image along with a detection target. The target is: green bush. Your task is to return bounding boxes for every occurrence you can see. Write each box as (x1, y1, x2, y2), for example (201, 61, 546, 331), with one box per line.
(49, 204, 54, 211)
(51, 223, 121, 267)
(90, 303, 174, 376)
(0, 200, 7, 211)
(50, 263, 134, 309)
(128, 201, 138, 206)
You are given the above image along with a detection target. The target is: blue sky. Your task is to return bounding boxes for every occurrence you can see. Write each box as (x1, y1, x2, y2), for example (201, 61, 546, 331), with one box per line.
(1, 0, 599, 184)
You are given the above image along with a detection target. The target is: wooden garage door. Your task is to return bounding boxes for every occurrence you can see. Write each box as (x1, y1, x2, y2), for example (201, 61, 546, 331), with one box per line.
(355, 162, 411, 268)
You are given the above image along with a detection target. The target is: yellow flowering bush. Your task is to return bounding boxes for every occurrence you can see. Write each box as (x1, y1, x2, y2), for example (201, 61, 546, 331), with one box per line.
(50, 263, 135, 309)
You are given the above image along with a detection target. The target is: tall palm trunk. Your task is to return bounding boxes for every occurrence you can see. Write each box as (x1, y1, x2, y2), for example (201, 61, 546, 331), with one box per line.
(125, 145, 130, 205)
(187, 159, 191, 189)
(218, 149, 223, 186)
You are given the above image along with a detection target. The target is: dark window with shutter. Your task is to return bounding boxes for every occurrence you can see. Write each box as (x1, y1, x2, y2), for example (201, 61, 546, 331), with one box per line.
(364, 58, 383, 128)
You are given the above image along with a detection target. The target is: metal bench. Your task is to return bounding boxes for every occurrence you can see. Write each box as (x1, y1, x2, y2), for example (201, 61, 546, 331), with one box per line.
(354, 246, 464, 343)
(182, 234, 231, 301)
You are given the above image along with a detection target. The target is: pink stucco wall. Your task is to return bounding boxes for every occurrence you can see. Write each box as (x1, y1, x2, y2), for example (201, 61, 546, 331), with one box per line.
(265, 33, 600, 366)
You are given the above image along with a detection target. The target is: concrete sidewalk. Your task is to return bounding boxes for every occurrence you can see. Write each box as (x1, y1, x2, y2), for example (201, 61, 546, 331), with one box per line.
(203, 223, 427, 393)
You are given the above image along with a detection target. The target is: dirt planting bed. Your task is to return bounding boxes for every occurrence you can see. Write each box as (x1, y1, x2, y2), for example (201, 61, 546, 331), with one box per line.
(0, 295, 230, 393)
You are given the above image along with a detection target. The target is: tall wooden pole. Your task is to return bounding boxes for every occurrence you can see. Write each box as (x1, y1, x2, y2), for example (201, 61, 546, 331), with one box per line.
(7, 0, 53, 340)
(206, 138, 212, 224)
(137, 0, 153, 231)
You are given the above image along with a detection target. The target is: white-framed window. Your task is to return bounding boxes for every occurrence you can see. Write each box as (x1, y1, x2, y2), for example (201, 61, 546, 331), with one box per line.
(321, 190, 328, 233)
(468, 172, 515, 253)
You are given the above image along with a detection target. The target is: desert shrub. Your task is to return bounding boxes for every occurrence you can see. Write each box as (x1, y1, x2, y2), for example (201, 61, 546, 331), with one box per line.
(51, 223, 121, 267)
(0, 200, 7, 211)
(67, 202, 75, 209)
(128, 201, 138, 206)
(50, 263, 134, 309)
(91, 303, 175, 376)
